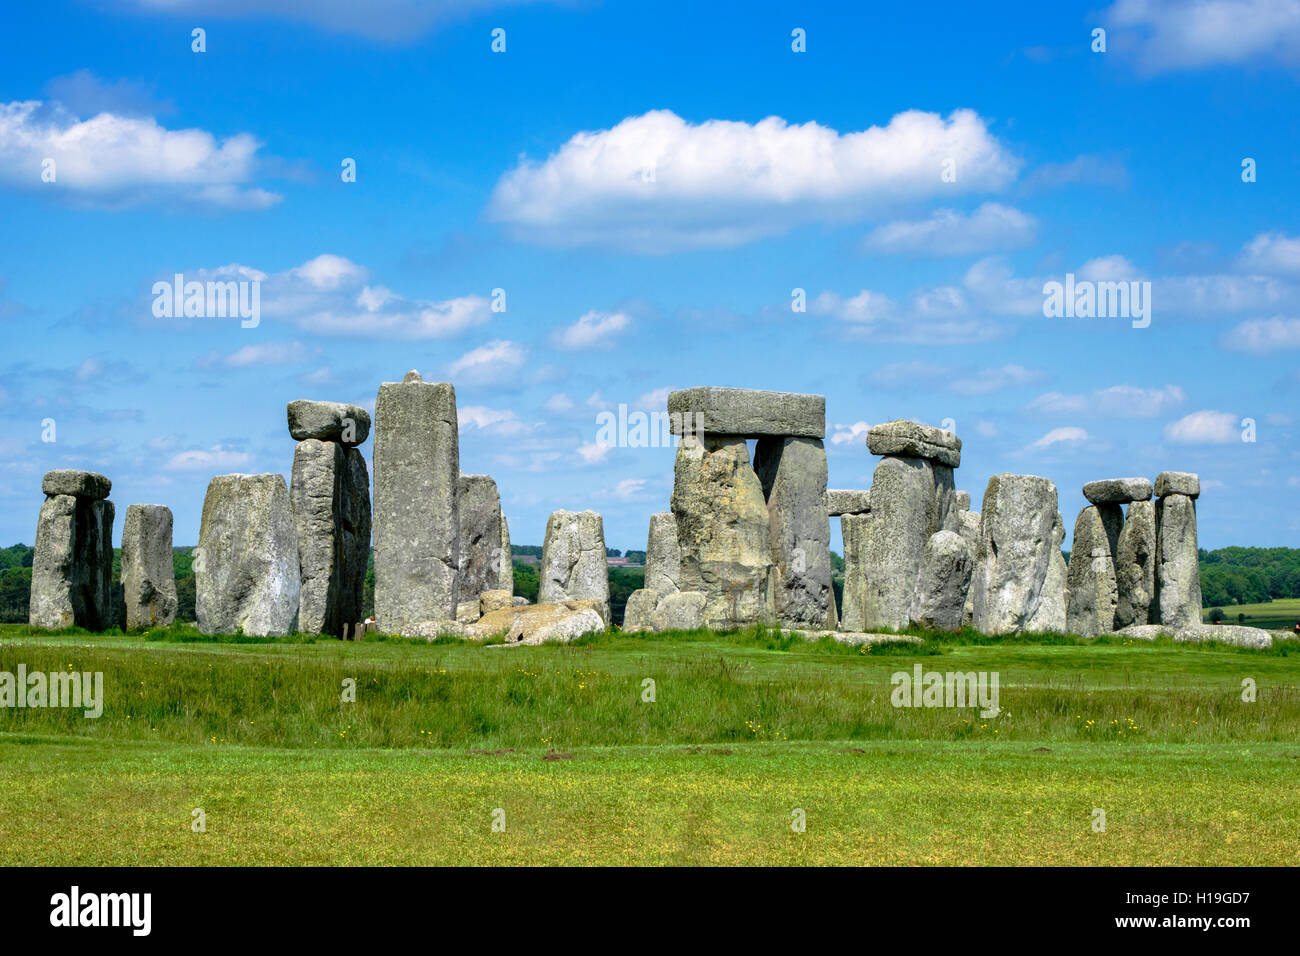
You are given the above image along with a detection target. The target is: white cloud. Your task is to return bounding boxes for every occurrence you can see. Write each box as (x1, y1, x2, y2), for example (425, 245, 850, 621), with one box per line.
(635, 386, 674, 409)
(949, 364, 1044, 395)
(1164, 410, 1241, 444)
(1026, 384, 1186, 418)
(459, 405, 528, 435)
(1237, 232, 1300, 275)
(576, 441, 614, 464)
(1020, 154, 1130, 191)
(1105, 0, 1300, 72)
(861, 202, 1036, 256)
(830, 421, 870, 446)
(608, 478, 650, 500)
(1029, 426, 1089, 450)
(0, 100, 278, 208)
(543, 392, 575, 413)
(164, 445, 253, 470)
(443, 340, 527, 385)
(196, 341, 317, 368)
(1220, 315, 1300, 352)
(550, 310, 631, 350)
(488, 108, 1020, 251)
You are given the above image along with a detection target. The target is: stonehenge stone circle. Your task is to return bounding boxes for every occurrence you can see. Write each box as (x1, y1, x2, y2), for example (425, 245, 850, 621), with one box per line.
(539, 509, 611, 623)
(1025, 511, 1067, 633)
(29, 470, 115, 630)
(838, 511, 871, 631)
(866, 419, 962, 468)
(1083, 477, 1153, 505)
(195, 474, 300, 636)
(373, 371, 460, 633)
(290, 434, 370, 636)
(622, 588, 658, 632)
(498, 512, 513, 596)
(909, 530, 973, 631)
(1065, 505, 1120, 637)
(458, 474, 508, 598)
(1115, 500, 1157, 629)
(667, 386, 825, 438)
(970, 474, 1059, 635)
(955, 490, 972, 511)
(122, 504, 178, 629)
(287, 399, 371, 445)
(1155, 471, 1200, 499)
(1155, 473, 1202, 627)
(644, 511, 682, 596)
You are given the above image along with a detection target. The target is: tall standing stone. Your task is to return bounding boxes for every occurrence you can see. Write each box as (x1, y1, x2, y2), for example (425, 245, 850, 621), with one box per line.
(291, 438, 370, 636)
(970, 474, 1059, 635)
(644, 511, 682, 596)
(754, 436, 835, 628)
(539, 509, 611, 623)
(909, 530, 973, 631)
(1025, 511, 1067, 632)
(195, 474, 299, 636)
(122, 504, 178, 629)
(839, 512, 871, 631)
(1115, 499, 1156, 628)
(498, 512, 514, 597)
(671, 436, 773, 629)
(1155, 472, 1202, 628)
(1065, 505, 1121, 637)
(29, 472, 115, 630)
(458, 474, 506, 597)
(373, 371, 460, 633)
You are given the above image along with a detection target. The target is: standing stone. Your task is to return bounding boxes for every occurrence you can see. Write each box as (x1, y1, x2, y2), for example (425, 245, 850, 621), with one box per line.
(1156, 489, 1202, 628)
(1065, 506, 1119, 637)
(373, 372, 460, 633)
(958, 510, 981, 628)
(29, 487, 114, 631)
(1025, 512, 1067, 632)
(644, 511, 682, 596)
(754, 436, 835, 628)
(671, 436, 773, 629)
(970, 474, 1059, 635)
(909, 530, 973, 631)
(838, 512, 871, 632)
(458, 474, 506, 597)
(122, 504, 177, 629)
(195, 474, 299, 636)
(539, 509, 611, 624)
(860, 455, 954, 631)
(622, 588, 658, 632)
(1115, 499, 1156, 628)
(498, 512, 513, 597)
(291, 439, 370, 636)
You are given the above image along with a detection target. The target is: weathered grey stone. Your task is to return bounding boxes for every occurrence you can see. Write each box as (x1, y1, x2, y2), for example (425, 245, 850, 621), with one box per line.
(290, 439, 370, 637)
(651, 590, 707, 631)
(644, 512, 681, 595)
(860, 456, 955, 630)
(1115, 500, 1156, 628)
(498, 513, 513, 596)
(671, 436, 772, 629)
(955, 491, 971, 512)
(470, 600, 606, 644)
(29, 494, 114, 630)
(511, 595, 529, 607)
(195, 474, 299, 636)
(456, 598, 481, 623)
(958, 510, 981, 628)
(1025, 511, 1067, 633)
(622, 588, 659, 632)
(122, 504, 177, 629)
(866, 420, 961, 468)
(1156, 493, 1202, 628)
(403, 619, 468, 640)
(480, 589, 513, 614)
(539, 509, 610, 623)
(457, 474, 506, 596)
(1065, 505, 1119, 637)
(373, 375, 460, 633)
(41, 469, 111, 501)
(1175, 624, 1271, 649)
(838, 512, 870, 632)
(286, 400, 371, 445)
(1155, 471, 1200, 499)
(826, 489, 872, 516)
(667, 386, 825, 438)
(909, 530, 973, 631)
(782, 628, 924, 647)
(970, 474, 1059, 635)
(1083, 477, 1153, 504)
(754, 436, 835, 628)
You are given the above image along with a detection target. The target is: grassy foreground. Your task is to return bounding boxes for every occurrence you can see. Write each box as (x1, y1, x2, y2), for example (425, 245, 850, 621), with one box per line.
(2, 623, 1298, 865)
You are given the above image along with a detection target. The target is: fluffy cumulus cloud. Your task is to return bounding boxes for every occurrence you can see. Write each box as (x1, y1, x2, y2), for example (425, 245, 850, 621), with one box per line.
(195, 340, 318, 368)
(829, 421, 871, 446)
(0, 98, 278, 209)
(1029, 426, 1089, 450)
(1164, 410, 1241, 444)
(1105, 0, 1300, 72)
(1026, 384, 1186, 418)
(443, 339, 527, 385)
(550, 310, 631, 350)
(1236, 232, 1300, 275)
(488, 108, 1020, 251)
(861, 203, 1037, 256)
(1220, 315, 1300, 351)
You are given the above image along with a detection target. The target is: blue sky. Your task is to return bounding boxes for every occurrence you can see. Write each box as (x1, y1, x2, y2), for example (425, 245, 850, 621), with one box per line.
(1, 0, 1298, 554)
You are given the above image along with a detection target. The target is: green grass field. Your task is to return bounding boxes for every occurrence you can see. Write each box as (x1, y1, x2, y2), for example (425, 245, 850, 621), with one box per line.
(2, 623, 1298, 865)
(1203, 596, 1300, 631)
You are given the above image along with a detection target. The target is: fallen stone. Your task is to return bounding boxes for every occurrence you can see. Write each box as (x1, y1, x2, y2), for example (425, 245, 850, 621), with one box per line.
(671, 436, 772, 628)
(1155, 471, 1200, 499)
(909, 530, 973, 631)
(970, 474, 1059, 635)
(373, 374, 460, 633)
(195, 474, 299, 636)
(402, 619, 468, 640)
(651, 590, 707, 631)
(667, 386, 825, 438)
(1065, 505, 1120, 637)
(291, 439, 370, 636)
(644, 511, 681, 595)
(41, 469, 111, 500)
(511, 596, 529, 607)
(456, 598, 481, 623)
(29, 494, 114, 630)
(539, 509, 610, 623)
(754, 436, 835, 628)
(122, 504, 177, 629)
(1155, 493, 1202, 628)
(1083, 477, 1153, 504)
(286, 400, 371, 445)
(1175, 624, 1272, 649)
(470, 600, 607, 645)
(1114, 500, 1156, 628)
(866, 420, 961, 468)
(826, 489, 872, 516)
(458, 474, 506, 596)
(480, 589, 513, 614)
(622, 588, 659, 632)
(781, 628, 925, 647)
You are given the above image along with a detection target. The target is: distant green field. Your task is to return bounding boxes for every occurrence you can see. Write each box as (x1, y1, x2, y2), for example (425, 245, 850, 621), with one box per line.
(1203, 597, 1300, 630)
(2, 623, 1298, 865)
